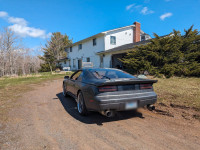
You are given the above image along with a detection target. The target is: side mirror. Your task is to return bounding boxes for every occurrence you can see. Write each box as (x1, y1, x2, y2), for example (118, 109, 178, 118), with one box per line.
(64, 76, 69, 79)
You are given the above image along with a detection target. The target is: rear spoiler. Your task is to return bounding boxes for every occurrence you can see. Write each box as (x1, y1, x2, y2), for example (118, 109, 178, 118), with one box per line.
(97, 79, 158, 86)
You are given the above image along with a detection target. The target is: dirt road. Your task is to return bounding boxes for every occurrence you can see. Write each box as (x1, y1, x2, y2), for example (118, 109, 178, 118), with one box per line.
(1, 79, 200, 150)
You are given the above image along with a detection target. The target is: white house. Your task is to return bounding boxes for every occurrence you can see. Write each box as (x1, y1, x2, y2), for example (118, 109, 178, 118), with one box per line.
(58, 22, 151, 70)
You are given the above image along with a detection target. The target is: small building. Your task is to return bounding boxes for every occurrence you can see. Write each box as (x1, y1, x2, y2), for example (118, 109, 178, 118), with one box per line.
(59, 21, 151, 70)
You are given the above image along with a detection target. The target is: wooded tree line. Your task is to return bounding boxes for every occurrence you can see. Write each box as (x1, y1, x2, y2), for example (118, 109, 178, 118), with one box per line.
(0, 27, 72, 77)
(122, 26, 200, 78)
(0, 28, 41, 77)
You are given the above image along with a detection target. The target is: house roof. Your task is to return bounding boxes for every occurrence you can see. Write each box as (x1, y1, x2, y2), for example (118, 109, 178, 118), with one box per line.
(97, 39, 151, 55)
(56, 57, 68, 62)
(66, 32, 105, 48)
(66, 24, 136, 48)
(96, 34, 169, 55)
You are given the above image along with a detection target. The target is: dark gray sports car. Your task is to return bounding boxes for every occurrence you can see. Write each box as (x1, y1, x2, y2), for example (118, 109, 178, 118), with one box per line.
(63, 68, 157, 117)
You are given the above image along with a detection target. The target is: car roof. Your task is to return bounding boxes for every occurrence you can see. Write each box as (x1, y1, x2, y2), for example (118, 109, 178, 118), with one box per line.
(82, 68, 121, 71)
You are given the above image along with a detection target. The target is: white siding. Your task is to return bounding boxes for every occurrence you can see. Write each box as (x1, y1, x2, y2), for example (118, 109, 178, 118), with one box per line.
(67, 36, 105, 70)
(103, 53, 112, 68)
(64, 26, 136, 70)
(104, 26, 133, 50)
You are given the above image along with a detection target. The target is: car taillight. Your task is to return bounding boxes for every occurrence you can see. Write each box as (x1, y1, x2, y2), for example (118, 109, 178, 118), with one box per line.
(140, 84, 152, 90)
(98, 86, 117, 92)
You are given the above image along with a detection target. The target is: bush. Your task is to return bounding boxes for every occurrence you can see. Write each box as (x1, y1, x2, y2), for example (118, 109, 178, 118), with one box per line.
(121, 26, 200, 78)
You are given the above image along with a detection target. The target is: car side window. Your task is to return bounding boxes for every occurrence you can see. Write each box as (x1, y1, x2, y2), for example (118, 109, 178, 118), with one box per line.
(71, 71, 82, 80)
(76, 71, 84, 81)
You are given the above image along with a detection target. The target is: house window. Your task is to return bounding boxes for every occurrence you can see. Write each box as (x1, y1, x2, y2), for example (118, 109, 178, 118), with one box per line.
(87, 57, 90, 62)
(64, 61, 66, 64)
(110, 36, 116, 45)
(141, 35, 145, 41)
(93, 38, 96, 46)
(65, 47, 68, 52)
(70, 47, 72, 52)
(73, 59, 76, 68)
(78, 44, 82, 50)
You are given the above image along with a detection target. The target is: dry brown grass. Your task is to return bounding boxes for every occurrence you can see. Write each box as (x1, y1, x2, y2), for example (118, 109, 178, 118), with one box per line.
(154, 77, 200, 110)
(0, 72, 73, 122)
(1, 74, 199, 122)
(0, 86, 32, 121)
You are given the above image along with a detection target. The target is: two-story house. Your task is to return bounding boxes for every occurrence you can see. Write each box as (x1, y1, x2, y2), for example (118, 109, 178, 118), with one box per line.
(58, 22, 151, 70)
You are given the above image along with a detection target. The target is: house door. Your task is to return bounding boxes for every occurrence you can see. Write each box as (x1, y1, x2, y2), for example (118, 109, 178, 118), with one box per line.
(100, 55, 104, 68)
(78, 59, 82, 69)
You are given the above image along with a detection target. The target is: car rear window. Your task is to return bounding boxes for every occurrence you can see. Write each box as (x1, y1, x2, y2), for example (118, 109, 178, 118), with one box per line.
(90, 69, 135, 79)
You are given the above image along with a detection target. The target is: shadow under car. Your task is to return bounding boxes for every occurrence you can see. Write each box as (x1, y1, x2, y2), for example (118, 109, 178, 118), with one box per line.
(56, 92, 144, 125)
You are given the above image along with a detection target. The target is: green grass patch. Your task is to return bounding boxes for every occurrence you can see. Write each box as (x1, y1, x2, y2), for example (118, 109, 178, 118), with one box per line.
(0, 72, 73, 89)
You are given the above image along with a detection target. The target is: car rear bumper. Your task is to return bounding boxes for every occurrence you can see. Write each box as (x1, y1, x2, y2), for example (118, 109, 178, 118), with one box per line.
(98, 98, 156, 111)
(92, 90, 157, 111)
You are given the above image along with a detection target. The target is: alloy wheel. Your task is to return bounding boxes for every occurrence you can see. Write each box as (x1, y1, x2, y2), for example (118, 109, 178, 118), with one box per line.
(77, 93, 83, 113)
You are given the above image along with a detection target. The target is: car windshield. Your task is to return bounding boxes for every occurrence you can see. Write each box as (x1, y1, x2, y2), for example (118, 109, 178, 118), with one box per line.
(89, 69, 136, 79)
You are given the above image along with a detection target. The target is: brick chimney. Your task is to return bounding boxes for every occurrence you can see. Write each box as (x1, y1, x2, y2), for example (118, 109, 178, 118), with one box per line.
(133, 22, 141, 43)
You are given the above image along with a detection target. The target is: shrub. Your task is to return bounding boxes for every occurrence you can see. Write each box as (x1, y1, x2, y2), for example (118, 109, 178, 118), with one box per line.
(121, 26, 200, 78)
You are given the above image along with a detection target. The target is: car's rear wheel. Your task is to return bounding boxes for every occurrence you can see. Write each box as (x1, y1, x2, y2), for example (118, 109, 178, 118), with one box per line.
(77, 92, 88, 116)
(63, 83, 68, 97)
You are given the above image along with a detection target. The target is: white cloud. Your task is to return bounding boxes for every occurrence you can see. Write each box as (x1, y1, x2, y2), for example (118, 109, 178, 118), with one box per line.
(0, 11, 8, 17)
(126, 4, 154, 15)
(134, 5, 142, 9)
(160, 12, 173, 20)
(126, 4, 135, 10)
(8, 24, 51, 38)
(0, 11, 51, 39)
(141, 7, 154, 15)
(8, 17, 28, 26)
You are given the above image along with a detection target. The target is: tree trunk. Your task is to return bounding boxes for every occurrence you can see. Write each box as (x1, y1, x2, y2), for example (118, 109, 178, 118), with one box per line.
(48, 62, 53, 74)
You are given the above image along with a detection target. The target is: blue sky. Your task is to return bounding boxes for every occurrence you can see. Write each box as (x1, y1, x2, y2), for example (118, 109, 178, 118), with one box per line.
(0, 0, 200, 54)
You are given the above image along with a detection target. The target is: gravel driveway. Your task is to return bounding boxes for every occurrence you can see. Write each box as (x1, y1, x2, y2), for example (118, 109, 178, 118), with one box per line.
(1, 79, 200, 150)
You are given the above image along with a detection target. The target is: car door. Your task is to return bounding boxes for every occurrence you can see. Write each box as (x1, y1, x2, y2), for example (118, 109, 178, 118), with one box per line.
(70, 70, 82, 96)
(73, 71, 84, 96)
(67, 71, 79, 95)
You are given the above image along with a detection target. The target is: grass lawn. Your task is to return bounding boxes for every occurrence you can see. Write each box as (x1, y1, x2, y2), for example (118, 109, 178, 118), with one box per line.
(0, 72, 73, 121)
(0, 72, 72, 89)
(154, 77, 200, 110)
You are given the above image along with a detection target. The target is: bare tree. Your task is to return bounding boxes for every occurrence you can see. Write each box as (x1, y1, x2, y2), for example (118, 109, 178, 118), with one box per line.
(0, 27, 42, 77)
(0, 32, 5, 76)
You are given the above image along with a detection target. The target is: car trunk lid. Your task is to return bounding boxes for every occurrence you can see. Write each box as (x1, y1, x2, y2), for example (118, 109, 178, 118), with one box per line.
(96, 78, 157, 92)
(98, 78, 157, 86)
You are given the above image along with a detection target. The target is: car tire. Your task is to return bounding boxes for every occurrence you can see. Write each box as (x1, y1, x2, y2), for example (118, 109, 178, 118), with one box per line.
(63, 83, 68, 97)
(77, 91, 88, 116)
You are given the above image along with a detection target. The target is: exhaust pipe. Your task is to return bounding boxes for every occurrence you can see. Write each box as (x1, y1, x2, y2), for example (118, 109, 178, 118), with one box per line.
(147, 104, 155, 111)
(100, 110, 115, 117)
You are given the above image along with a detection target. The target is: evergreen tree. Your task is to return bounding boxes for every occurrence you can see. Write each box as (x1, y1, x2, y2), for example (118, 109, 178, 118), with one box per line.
(121, 26, 200, 78)
(39, 32, 72, 72)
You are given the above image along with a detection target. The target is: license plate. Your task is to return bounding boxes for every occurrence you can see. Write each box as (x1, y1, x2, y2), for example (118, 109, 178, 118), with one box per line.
(125, 102, 138, 110)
